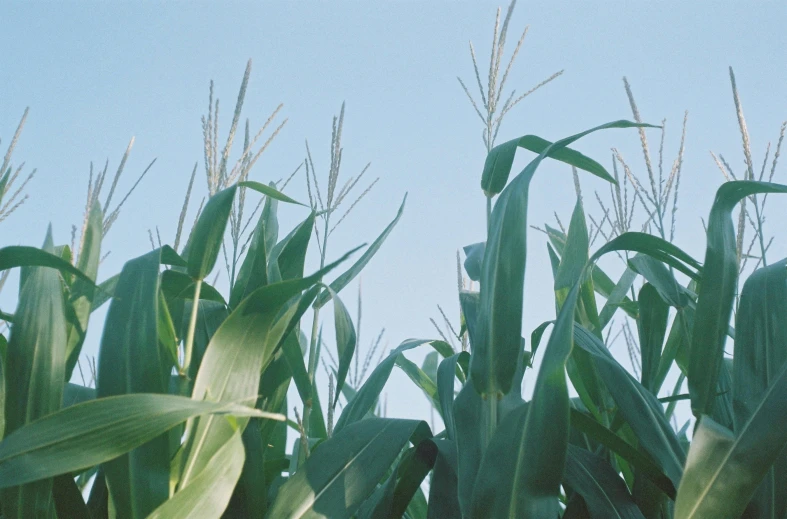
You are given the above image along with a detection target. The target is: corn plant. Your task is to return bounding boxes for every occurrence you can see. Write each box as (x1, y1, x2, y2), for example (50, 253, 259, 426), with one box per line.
(2, 5, 787, 519)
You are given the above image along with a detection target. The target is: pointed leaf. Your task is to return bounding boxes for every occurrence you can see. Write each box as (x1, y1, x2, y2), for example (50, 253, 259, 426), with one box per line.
(689, 181, 787, 417)
(266, 418, 430, 519)
(186, 185, 237, 280)
(313, 194, 406, 309)
(637, 283, 669, 392)
(472, 121, 649, 395)
(0, 394, 275, 489)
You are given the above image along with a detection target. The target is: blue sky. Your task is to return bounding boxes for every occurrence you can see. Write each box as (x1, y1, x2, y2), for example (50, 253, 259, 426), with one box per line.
(1, 1, 786, 426)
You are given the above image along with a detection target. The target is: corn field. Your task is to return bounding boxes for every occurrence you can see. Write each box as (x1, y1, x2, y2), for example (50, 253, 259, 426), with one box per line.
(1, 2, 786, 518)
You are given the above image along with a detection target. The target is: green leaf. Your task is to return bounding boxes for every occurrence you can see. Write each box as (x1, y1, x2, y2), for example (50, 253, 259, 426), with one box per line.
(3, 228, 67, 518)
(65, 199, 103, 379)
(96, 249, 171, 518)
(480, 124, 648, 195)
(470, 284, 581, 518)
(333, 339, 433, 434)
(313, 194, 406, 309)
(186, 185, 237, 280)
(266, 418, 430, 518)
(569, 408, 676, 500)
(324, 287, 357, 407)
(146, 429, 245, 519)
(598, 267, 638, 329)
(90, 274, 119, 312)
(437, 352, 469, 441)
(161, 270, 226, 306)
(563, 444, 646, 519)
(269, 212, 314, 283)
(472, 121, 649, 396)
(0, 245, 99, 288)
(573, 324, 685, 488)
(689, 181, 787, 417)
(629, 254, 691, 308)
(229, 189, 276, 308)
(179, 279, 320, 488)
(0, 394, 275, 489)
(453, 379, 484, 519)
(462, 242, 485, 282)
(396, 354, 439, 408)
(674, 350, 787, 519)
(731, 258, 787, 517)
(426, 440, 461, 519)
(637, 283, 669, 392)
(389, 440, 438, 517)
(239, 180, 304, 206)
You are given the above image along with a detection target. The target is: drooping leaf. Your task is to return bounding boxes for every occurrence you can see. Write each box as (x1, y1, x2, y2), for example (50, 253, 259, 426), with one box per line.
(396, 354, 440, 411)
(480, 129, 634, 196)
(471, 121, 649, 396)
(266, 418, 430, 519)
(598, 267, 638, 329)
(0, 394, 275, 489)
(0, 245, 98, 288)
(689, 181, 787, 417)
(313, 194, 406, 309)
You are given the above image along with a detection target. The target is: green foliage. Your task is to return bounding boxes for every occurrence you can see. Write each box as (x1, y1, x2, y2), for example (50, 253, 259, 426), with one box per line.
(1, 14, 786, 519)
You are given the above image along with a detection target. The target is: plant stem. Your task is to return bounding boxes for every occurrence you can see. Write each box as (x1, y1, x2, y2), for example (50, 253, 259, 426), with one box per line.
(181, 279, 203, 376)
(483, 393, 498, 448)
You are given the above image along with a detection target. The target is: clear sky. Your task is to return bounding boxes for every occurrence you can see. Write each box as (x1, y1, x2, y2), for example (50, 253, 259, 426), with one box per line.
(2, 1, 786, 428)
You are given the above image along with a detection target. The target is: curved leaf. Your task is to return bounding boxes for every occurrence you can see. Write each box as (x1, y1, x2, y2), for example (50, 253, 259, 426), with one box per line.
(689, 181, 787, 417)
(0, 245, 98, 288)
(313, 194, 406, 309)
(472, 121, 649, 396)
(266, 418, 430, 519)
(0, 394, 275, 489)
(437, 352, 469, 441)
(334, 339, 434, 434)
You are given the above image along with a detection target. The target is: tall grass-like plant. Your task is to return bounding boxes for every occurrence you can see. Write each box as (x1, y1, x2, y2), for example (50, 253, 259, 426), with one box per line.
(2, 6, 787, 519)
